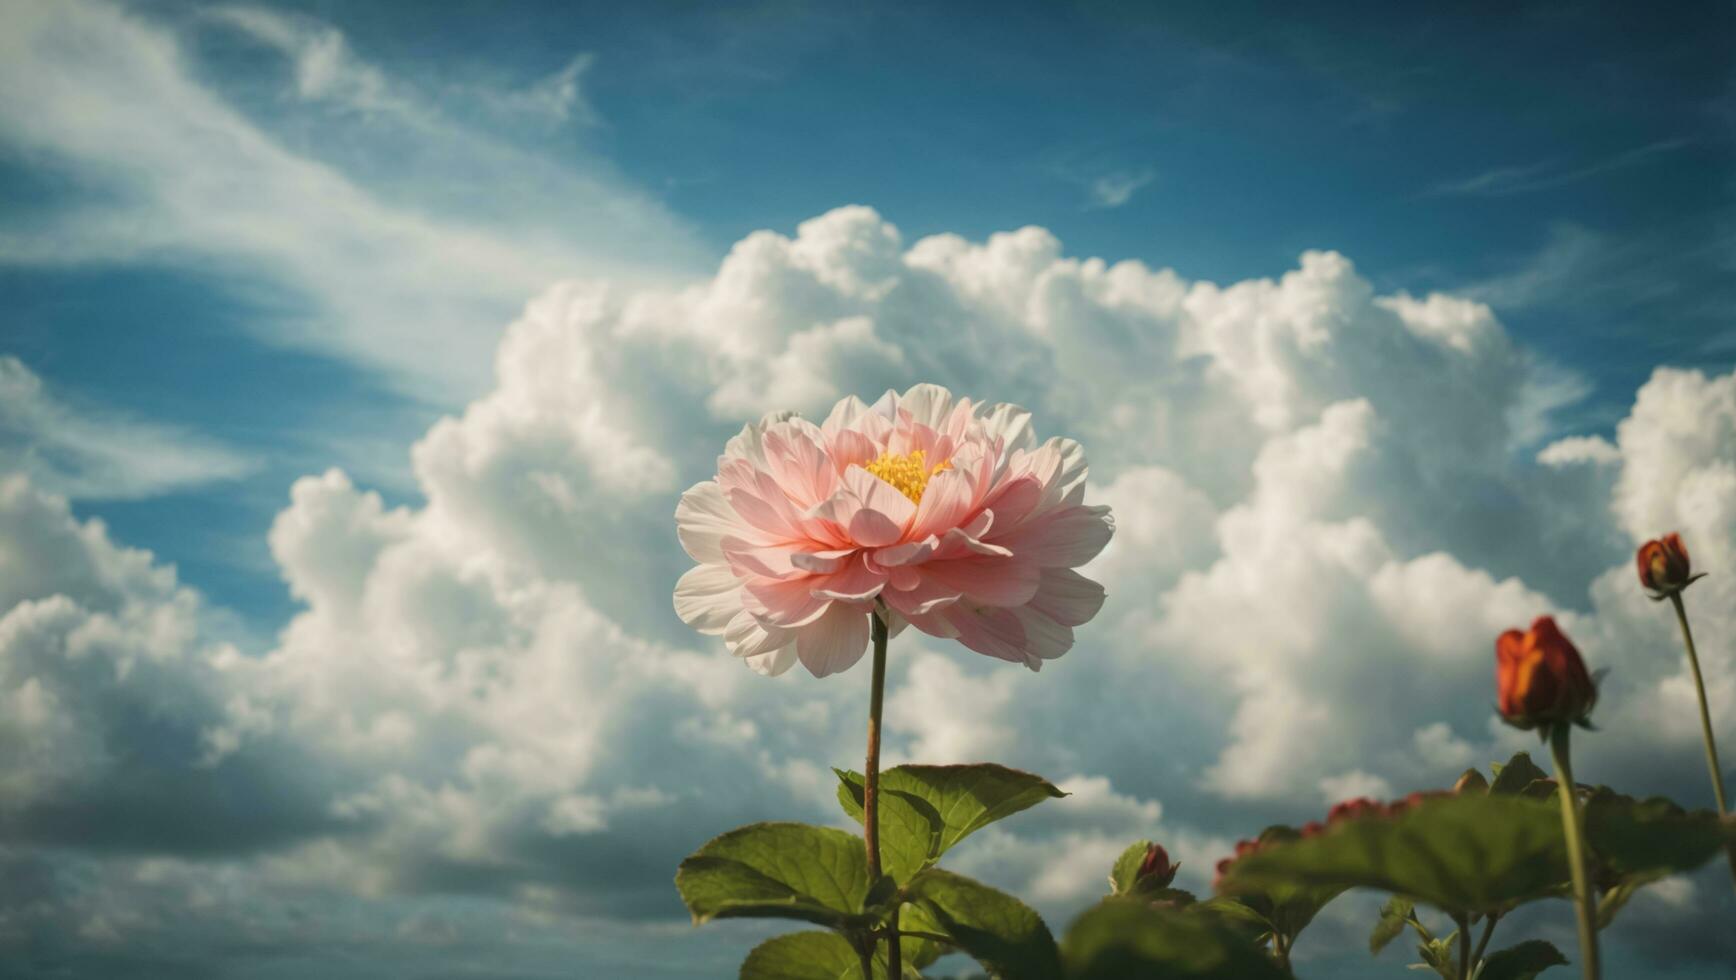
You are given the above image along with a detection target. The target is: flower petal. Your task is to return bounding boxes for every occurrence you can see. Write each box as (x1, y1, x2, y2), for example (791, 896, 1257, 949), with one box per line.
(676, 481, 760, 564)
(942, 604, 1028, 665)
(841, 466, 917, 546)
(1029, 567, 1107, 627)
(795, 602, 871, 678)
(995, 504, 1113, 568)
(674, 563, 741, 635)
(810, 553, 888, 603)
(918, 555, 1040, 607)
(744, 646, 800, 676)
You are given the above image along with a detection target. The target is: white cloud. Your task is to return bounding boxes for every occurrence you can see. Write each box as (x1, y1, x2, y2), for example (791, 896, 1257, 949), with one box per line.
(3, 206, 1734, 971)
(0, 356, 255, 499)
(0, 0, 705, 401)
(1087, 169, 1156, 209)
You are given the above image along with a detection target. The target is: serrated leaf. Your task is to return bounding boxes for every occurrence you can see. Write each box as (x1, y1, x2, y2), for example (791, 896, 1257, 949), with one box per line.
(1488, 753, 1548, 796)
(835, 765, 1065, 878)
(1478, 939, 1568, 980)
(676, 822, 874, 928)
(905, 868, 1062, 980)
(1369, 896, 1414, 955)
(739, 931, 866, 979)
(1109, 840, 1153, 895)
(1219, 794, 1567, 916)
(1062, 897, 1289, 980)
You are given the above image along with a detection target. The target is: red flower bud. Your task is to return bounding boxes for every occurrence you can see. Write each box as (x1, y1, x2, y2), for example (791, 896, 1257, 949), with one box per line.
(1636, 533, 1693, 595)
(1495, 616, 1597, 730)
(1135, 842, 1179, 888)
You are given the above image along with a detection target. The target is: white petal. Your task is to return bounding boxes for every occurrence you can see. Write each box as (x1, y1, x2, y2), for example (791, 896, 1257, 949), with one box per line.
(744, 646, 799, 676)
(673, 563, 741, 635)
(675, 481, 750, 564)
(795, 603, 871, 678)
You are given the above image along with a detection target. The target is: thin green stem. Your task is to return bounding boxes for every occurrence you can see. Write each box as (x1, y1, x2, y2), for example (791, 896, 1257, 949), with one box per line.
(1548, 725, 1600, 980)
(1454, 915, 1471, 980)
(1468, 913, 1499, 979)
(1667, 592, 1736, 891)
(864, 610, 901, 978)
(1272, 931, 1292, 975)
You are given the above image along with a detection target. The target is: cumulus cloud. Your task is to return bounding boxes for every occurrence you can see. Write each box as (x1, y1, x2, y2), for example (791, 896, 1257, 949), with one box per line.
(3, 205, 1734, 973)
(0, 356, 255, 500)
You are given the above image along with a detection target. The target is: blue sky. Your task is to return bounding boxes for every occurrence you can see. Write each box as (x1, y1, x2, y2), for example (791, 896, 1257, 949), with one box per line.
(2, 1, 1734, 977)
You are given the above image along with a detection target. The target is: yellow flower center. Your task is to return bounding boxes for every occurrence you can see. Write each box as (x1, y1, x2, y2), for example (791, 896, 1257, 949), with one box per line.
(862, 449, 951, 504)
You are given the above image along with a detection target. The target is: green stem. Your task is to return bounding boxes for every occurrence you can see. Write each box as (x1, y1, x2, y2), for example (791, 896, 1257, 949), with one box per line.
(1272, 931, 1292, 975)
(1455, 915, 1471, 980)
(1548, 725, 1600, 980)
(1468, 913, 1499, 979)
(864, 610, 900, 978)
(1667, 592, 1736, 892)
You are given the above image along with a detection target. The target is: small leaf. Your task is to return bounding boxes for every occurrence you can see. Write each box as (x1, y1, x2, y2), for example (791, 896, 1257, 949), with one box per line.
(1478, 939, 1568, 980)
(834, 771, 943, 884)
(1454, 768, 1490, 794)
(835, 764, 1065, 877)
(905, 868, 1062, 980)
(1369, 896, 1414, 955)
(739, 931, 865, 980)
(1109, 839, 1154, 895)
(676, 822, 875, 928)
(1219, 794, 1567, 916)
(1488, 753, 1548, 796)
(1062, 897, 1289, 980)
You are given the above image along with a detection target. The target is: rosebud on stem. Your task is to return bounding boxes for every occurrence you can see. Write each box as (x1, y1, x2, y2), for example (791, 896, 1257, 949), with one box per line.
(1546, 724, 1600, 980)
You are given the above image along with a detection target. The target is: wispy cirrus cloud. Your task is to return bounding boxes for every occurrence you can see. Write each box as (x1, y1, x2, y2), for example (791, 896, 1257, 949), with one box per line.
(0, 0, 706, 403)
(1425, 137, 1692, 198)
(1086, 169, 1156, 209)
(0, 356, 255, 500)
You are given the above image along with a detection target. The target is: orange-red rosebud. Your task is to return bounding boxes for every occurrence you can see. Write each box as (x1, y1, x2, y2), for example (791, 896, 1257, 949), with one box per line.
(1495, 615, 1597, 730)
(1135, 842, 1179, 888)
(1636, 533, 1693, 595)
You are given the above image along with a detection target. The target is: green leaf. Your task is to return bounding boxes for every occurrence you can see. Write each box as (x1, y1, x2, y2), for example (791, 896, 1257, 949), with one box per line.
(1109, 840, 1154, 895)
(905, 868, 1062, 980)
(1218, 794, 1567, 916)
(1210, 826, 1348, 943)
(1369, 896, 1414, 955)
(896, 901, 951, 972)
(1062, 897, 1290, 980)
(1454, 768, 1490, 794)
(1583, 791, 1732, 880)
(1488, 753, 1549, 796)
(1478, 939, 1568, 980)
(676, 822, 875, 928)
(835, 765, 1065, 881)
(739, 931, 865, 979)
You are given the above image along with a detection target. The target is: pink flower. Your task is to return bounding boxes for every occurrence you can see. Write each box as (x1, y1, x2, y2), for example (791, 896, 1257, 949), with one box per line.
(674, 384, 1114, 677)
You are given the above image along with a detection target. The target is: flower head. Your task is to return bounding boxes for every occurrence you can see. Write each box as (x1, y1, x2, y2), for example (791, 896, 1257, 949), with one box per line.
(1135, 842, 1179, 888)
(674, 384, 1113, 677)
(1636, 533, 1696, 597)
(1495, 616, 1597, 731)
